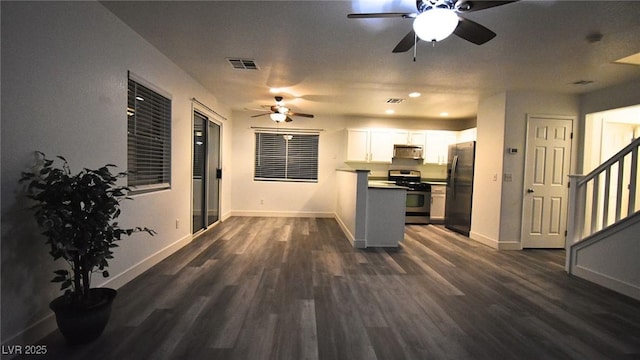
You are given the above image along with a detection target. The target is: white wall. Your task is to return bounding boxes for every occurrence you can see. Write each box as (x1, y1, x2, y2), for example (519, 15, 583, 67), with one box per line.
(578, 80, 640, 173)
(471, 91, 579, 249)
(583, 105, 640, 173)
(471, 92, 506, 247)
(230, 111, 346, 217)
(1, 2, 231, 343)
(499, 91, 579, 245)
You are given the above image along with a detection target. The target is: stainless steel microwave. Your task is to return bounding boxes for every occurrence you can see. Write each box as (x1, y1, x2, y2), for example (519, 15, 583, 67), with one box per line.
(393, 144, 423, 160)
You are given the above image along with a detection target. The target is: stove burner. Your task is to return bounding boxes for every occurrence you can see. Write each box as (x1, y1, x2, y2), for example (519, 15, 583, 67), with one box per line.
(395, 181, 431, 191)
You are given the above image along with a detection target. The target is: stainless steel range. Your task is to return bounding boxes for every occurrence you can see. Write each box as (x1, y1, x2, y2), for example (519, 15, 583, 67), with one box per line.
(388, 170, 431, 224)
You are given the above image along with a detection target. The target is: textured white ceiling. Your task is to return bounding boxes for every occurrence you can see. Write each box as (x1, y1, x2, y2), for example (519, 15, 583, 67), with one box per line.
(102, 0, 640, 120)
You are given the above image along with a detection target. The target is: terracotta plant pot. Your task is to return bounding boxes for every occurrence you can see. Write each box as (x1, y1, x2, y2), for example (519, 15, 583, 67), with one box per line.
(49, 288, 117, 345)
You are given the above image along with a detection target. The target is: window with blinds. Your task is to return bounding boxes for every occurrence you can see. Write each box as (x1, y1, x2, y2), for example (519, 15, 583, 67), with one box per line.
(127, 74, 172, 192)
(254, 132, 319, 182)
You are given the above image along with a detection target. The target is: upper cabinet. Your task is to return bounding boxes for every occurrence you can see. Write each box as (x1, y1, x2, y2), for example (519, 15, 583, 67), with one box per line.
(346, 128, 473, 164)
(346, 128, 394, 163)
(424, 130, 457, 164)
(369, 129, 395, 162)
(390, 130, 426, 147)
(458, 128, 477, 143)
(346, 129, 371, 162)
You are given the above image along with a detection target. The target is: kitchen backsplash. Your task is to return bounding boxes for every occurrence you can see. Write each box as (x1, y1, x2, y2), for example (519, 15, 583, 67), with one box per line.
(345, 161, 447, 180)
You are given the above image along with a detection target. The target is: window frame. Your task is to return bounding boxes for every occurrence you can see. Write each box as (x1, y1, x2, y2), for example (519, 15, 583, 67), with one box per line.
(127, 72, 172, 194)
(254, 131, 319, 183)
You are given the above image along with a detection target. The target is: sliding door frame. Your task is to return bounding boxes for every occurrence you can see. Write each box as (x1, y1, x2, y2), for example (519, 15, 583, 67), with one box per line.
(191, 103, 224, 236)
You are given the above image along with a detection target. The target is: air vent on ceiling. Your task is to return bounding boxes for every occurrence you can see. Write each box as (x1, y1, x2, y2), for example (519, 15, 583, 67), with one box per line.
(573, 80, 594, 85)
(386, 98, 405, 104)
(226, 58, 259, 70)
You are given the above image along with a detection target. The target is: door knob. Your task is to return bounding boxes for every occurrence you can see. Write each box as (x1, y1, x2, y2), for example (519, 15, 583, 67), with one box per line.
(527, 188, 535, 193)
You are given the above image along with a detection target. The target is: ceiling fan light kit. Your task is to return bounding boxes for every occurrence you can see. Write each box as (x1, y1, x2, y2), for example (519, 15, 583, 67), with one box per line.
(251, 96, 315, 123)
(270, 113, 287, 122)
(348, 0, 518, 54)
(413, 8, 459, 42)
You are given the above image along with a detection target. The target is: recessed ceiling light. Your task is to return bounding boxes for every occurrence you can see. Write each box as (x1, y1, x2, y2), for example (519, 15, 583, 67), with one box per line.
(440, 112, 449, 117)
(385, 109, 395, 115)
(269, 88, 283, 93)
(409, 92, 421, 98)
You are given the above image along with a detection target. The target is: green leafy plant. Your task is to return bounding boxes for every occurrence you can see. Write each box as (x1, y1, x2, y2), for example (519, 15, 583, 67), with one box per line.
(20, 151, 155, 308)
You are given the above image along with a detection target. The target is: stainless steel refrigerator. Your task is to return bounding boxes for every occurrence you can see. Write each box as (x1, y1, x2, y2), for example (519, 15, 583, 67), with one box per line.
(445, 141, 476, 236)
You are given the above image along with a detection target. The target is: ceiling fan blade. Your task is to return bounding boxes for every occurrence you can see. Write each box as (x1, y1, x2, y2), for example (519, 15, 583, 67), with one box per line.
(347, 12, 416, 19)
(250, 113, 271, 118)
(455, 0, 518, 12)
(289, 112, 314, 118)
(393, 30, 417, 53)
(453, 17, 496, 45)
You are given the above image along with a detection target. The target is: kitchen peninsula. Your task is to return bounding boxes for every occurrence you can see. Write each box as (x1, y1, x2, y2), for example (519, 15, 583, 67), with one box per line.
(335, 169, 406, 248)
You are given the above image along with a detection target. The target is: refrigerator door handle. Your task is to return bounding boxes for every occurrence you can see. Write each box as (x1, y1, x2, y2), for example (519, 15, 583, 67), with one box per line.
(450, 155, 458, 199)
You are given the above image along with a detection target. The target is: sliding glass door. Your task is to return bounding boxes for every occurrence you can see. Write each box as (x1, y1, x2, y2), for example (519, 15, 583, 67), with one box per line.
(207, 120, 221, 226)
(192, 111, 221, 234)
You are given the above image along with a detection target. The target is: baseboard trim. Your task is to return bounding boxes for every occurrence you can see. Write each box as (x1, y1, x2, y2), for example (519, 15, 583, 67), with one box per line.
(573, 265, 640, 301)
(230, 210, 335, 218)
(2, 233, 194, 348)
(469, 231, 521, 250)
(334, 213, 366, 248)
(469, 231, 499, 249)
(221, 211, 233, 222)
(497, 241, 523, 251)
(334, 213, 355, 244)
(97, 234, 193, 289)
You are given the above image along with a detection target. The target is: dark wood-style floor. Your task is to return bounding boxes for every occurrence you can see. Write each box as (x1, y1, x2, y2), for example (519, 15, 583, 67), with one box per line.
(31, 217, 640, 359)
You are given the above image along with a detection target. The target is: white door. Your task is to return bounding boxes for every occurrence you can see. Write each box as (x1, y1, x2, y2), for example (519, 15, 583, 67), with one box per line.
(522, 115, 573, 248)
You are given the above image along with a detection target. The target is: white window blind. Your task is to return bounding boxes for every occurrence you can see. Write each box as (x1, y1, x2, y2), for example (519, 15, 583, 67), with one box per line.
(254, 132, 319, 182)
(127, 74, 172, 192)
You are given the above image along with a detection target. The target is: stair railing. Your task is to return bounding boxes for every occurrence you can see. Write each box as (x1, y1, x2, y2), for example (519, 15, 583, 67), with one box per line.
(566, 137, 640, 270)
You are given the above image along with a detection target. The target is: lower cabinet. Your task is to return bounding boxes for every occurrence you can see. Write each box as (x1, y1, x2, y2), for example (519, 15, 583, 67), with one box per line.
(430, 185, 446, 223)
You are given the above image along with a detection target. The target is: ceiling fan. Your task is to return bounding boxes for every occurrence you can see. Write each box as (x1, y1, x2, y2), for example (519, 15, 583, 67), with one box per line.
(348, 0, 518, 53)
(250, 96, 315, 123)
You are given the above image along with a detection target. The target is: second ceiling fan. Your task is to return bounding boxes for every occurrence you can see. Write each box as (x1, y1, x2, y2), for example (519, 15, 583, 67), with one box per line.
(348, 0, 518, 53)
(251, 96, 315, 123)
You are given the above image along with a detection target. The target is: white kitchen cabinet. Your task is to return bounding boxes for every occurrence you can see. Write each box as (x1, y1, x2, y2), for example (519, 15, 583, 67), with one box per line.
(346, 129, 370, 162)
(425, 130, 457, 164)
(347, 128, 455, 164)
(408, 131, 426, 147)
(369, 129, 395, 162)
(391, 130, 409, 145)
(430, 185, 446, 223)
(457, 128, 477, 143)
(346, 128, 394, 163)
(390, 130, 426, 147)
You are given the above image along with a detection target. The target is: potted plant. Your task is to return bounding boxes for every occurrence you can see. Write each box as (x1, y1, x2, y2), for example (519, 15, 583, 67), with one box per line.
(20, 151, 155, 345)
